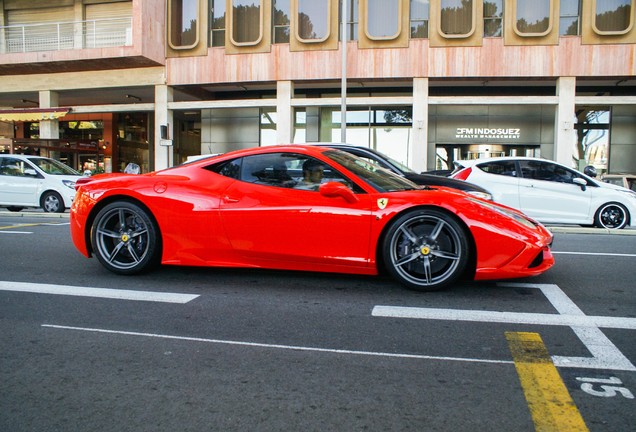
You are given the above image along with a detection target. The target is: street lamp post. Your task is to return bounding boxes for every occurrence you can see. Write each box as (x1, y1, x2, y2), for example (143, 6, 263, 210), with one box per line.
(341, 0, 347, 143)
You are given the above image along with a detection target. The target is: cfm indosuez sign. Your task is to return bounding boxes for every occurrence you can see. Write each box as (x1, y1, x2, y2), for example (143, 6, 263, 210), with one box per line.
(455, 127, 522, 140)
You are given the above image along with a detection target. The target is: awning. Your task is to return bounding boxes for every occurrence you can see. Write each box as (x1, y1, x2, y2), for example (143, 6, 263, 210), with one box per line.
(0, 107, 71, 122)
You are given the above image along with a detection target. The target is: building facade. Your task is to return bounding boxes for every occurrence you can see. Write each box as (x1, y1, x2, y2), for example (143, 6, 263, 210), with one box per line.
(1, 0, 635, 175)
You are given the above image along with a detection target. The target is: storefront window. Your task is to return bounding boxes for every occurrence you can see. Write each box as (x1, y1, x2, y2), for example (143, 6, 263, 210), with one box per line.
(272, 0, 290, 43)
(210, 0, 226, 47)
(484, 0, 503, 37)
(118, 113, 150, 173)
(169, 0, 199, 49)
(340, 0, 359, 41)
(440, 0, 475, 37)
(260, 108, 277, 146)
(515, 0, 551, 35)
(576, 107, 610, 173)
(594, 0, 632, 34)
(410, 0, 429, 38)
(231, 0, 263, 45)
(560, 0, 580, 36)
(296, 0, 330, 41)
(367, 0, 400, 40)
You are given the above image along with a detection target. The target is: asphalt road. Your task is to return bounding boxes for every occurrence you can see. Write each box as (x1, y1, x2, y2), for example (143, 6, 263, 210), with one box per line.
(1, 212, 635, 431)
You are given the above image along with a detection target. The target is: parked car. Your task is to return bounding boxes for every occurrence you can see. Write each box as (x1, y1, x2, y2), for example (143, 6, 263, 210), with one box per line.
(315, 144, 493, 200)
(0, 154, 81, 213)
(70, 145, 554, 292)
(451, 157, 636, 229)
(602, 174, 636, 192)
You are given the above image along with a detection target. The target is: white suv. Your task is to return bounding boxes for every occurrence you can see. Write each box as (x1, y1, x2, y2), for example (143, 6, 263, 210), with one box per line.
(0, 154, 81, 213)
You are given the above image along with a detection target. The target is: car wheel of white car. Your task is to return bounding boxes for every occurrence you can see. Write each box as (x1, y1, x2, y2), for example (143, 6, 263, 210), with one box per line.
(594, 202, 629, 229)
(383, 209, 469, 292)
(91, 201, 162, 275)
(41, 191, 65, 213)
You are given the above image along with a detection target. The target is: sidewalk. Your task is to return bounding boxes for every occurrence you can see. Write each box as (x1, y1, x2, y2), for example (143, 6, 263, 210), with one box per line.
(2, 209, 635, 235)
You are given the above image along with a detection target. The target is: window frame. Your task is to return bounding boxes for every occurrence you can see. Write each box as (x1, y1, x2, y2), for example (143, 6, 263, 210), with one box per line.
(229, 0, 265, 47)
(410, 0, 430, 39)
(512, 0, 554, 37)
(483, 0, 504, 37)
(272, 0, 291, 43)
(296, 0, 331, 43)
(168, 0, 201, 50)
(592, 0, 634, 36)
(364, 0, 402, 41)
(438, 0, 477, 39)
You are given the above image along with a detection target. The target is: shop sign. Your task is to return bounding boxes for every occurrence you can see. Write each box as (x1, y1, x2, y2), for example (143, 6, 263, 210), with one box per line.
(456, 127, 521, 140)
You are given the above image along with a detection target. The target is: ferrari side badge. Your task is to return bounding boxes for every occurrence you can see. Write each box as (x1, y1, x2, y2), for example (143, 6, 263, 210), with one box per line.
(377, 198, 388, 210)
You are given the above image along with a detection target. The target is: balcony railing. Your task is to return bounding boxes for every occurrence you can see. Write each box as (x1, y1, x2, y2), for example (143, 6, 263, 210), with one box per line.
(0, 17, 133, 54)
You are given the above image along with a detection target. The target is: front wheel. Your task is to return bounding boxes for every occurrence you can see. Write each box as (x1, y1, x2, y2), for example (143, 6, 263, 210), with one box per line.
(41, 191, 65, 213)
(91, 201, 161, 275)
(594, 203, 629, 229)
(382, 209, 469, 291)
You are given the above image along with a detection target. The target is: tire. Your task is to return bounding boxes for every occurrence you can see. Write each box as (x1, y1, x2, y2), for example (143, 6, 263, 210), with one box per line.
(91, 201, 161, 275)
(382, 209, 469, 292)
(594, 202, 629, 229)
(6, 206, 24, 212)
(41, 191, 65, 213)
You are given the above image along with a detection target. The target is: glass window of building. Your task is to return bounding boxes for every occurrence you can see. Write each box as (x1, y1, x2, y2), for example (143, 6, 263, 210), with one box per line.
(367, 0, 400, 39)
(515, 0, 551, 35)
(273, 0, 290, 43)
(298, 0, 330, 41)
(340, 0, 359, 41)
(169, 0, 199, 48)
(594, 0, 633, 34)
(231, 0, 263, 45)
(410, 0, 429, 38)
(484, 0, 503, 37)
(576, 108, 610, 173)
(440, 0, 475, 37)
(210, 0, 226, 47)
(560, 0, 580, 35)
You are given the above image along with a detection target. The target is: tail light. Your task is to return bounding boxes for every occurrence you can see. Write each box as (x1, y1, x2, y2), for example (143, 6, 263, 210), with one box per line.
(452, 167, 472, 181)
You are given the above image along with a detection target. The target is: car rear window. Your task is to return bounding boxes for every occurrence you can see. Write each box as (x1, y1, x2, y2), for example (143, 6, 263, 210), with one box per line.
(477, 161, 517, 177)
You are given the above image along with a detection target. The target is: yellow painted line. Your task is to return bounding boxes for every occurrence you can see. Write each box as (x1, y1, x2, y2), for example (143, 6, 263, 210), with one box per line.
(0, 222, 41, 230)
(506, 332, 589, 432)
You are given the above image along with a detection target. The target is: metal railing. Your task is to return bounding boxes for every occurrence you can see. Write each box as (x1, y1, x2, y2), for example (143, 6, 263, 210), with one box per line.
(0, 17, 133, 54)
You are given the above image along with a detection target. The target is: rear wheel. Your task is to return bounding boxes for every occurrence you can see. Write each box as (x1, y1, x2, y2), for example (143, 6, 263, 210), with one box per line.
(41, 191, 65, 213)
(91, 201, 161, 274)
(594, 203, 628, 229)
(382, 209, 469, 291)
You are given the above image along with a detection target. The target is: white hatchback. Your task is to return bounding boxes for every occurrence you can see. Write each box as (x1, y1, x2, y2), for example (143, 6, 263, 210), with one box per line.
(0, 154, 82, 213)
(451, 157, 636, 229)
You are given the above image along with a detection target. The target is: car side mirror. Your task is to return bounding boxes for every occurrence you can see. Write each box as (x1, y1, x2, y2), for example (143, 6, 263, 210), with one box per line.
(573, 177, 587, 191)
(319, 181, 359, 203)
(24, 168, 38, 177)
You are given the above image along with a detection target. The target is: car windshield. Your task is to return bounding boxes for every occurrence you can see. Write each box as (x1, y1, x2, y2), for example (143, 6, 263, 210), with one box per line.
(324, 149, 420, 192)
(28, 157, 80, 175)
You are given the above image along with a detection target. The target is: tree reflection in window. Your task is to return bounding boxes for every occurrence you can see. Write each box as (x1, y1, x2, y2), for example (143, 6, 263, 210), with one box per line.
(410, 0, 429, 38)
(440, 0, 474, 36)
(210, 0, 225, 47)
(298, 0, 329, 41)
(273, 0, 290, 43)
(484, 0, 503, 37)
(516, 0, 550, 34)
(170, 0, 198, 48)
(595, 0, 632, 33)
(232, 0, 262, 45)
(560, 0, 580, 36)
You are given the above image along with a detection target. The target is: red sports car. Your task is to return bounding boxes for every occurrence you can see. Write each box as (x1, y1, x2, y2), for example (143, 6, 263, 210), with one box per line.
(70, 145, 554, 291)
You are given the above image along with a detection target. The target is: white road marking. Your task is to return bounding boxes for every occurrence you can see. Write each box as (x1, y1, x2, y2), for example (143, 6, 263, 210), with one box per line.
(373, 283, 635, 372)
(0, 231, 32, 234)
(41, 324, 514, 366)
(553, 251, 636, 258)
(0, 281, 199, 304)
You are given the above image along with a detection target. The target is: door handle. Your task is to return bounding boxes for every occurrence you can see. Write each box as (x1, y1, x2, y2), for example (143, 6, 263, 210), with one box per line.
(223, 195, 239, 203)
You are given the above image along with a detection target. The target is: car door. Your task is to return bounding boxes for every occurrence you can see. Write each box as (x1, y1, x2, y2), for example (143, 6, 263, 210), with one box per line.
(473, 160, 521, 208)
(517, 160, 592, 223)
(0, 157, 41, 206)
(218, 153, 374, 269)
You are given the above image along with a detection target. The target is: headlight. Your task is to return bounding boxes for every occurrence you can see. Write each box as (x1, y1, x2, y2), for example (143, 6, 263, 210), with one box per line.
(62, 180, 76, 189)
(466, 197, 536, 230)
(466, 190, 493, 201)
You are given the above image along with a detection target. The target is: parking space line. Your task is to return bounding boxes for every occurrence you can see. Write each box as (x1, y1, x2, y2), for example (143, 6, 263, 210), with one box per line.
(553, 251, 636, 258)
(0, 281, 199, 304)
(506, 332, 589, 432)
(41, 324, 514, 366)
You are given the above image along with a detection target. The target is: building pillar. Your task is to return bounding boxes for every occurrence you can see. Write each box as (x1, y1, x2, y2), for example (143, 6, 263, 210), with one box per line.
(39, 90, 59, 140)
(555, 77, 577, 166)
(276, 80, 293, 144)
(412, 78, 429, 173)
(154, 84, 173, 170)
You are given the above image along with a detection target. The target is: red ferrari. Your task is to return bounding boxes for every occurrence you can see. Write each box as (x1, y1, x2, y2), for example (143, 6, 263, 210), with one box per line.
(70, 145, 554, 291)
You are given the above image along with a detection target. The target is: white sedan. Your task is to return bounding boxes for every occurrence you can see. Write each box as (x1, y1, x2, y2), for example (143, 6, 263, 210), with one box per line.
(451, 157, 636, 229)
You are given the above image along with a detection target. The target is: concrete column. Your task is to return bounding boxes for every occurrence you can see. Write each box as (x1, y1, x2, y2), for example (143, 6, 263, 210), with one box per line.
(38, 90, 59, 140)
(411, 78, 429, 173)
(276, 80, 293, 144)
(555, 77, 577, 166)
(154, 84, 173, 170)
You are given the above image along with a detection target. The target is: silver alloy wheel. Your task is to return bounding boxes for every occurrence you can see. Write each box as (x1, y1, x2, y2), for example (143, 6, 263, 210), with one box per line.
(42, 192, 63, 213)
(385, 211, 467, 291)
(596, 203, 628, 229)
(94, 206, 152, 271)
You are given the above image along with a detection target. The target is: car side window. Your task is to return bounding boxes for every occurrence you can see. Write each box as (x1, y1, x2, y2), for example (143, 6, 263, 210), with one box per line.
(0, 158, 25, 177)
(478, 161, 517, 177)
(519, 160, 577, 183)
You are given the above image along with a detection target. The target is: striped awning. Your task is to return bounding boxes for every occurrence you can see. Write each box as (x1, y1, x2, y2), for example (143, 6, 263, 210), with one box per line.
(0, 107, 71, 122)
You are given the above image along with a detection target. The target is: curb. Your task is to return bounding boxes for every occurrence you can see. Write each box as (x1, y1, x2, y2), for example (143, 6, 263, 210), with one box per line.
(0, 210, 69, 219)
